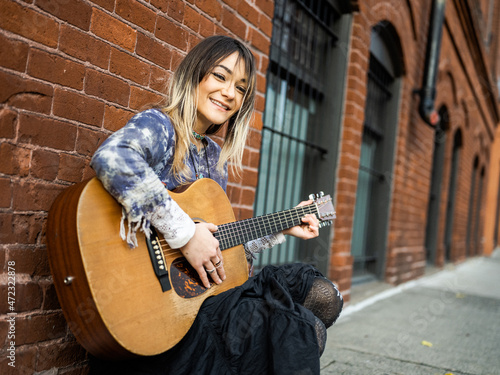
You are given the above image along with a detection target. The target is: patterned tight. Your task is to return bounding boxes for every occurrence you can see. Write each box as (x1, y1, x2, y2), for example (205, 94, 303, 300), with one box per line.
(303, 277, 344, 355)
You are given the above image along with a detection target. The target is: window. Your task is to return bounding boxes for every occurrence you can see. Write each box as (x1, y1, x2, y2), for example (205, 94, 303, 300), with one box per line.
(253, 0, 348, 273)
(351, 22, 403, 280)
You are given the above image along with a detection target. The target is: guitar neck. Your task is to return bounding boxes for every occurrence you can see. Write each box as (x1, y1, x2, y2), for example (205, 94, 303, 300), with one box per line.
(214, 204, 318, 251)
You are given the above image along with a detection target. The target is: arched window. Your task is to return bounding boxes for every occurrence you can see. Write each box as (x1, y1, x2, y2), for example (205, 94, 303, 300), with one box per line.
(351, 22, 404, 280)
(425, 106, 450, 263)
(444, 129, 463, 260)
(466, 156, 480, 256)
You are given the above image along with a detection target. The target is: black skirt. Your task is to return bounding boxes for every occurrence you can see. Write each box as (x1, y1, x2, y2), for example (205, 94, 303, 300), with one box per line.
(90, 263, 324, 375)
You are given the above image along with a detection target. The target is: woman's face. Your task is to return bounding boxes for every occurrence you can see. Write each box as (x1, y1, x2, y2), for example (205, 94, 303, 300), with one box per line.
(195, 52, 248, 132)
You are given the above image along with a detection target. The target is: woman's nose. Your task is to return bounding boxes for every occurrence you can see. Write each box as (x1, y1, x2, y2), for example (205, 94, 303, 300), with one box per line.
(221, 83, 235, 99)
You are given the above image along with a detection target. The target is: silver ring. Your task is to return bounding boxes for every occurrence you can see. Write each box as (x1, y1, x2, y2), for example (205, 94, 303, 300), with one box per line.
(214, 260, 222, 267)
(206, 268, 216, 274)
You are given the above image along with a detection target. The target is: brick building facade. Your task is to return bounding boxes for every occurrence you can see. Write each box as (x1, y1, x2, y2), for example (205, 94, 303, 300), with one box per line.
(0, 0, 499, 373)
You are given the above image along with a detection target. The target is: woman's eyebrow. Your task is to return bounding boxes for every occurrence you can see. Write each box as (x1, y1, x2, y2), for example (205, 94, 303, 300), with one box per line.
(216, 64, 247, 82)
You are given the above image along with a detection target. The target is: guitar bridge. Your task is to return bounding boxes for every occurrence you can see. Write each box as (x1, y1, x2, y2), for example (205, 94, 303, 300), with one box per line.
(146, 227, 172, 292)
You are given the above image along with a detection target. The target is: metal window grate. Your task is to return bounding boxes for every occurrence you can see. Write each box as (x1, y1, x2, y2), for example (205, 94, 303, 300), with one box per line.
(253, 0, 339, 270)
(352, 52, 395, 276)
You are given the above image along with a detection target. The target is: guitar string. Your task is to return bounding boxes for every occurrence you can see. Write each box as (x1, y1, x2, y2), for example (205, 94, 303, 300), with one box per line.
(155, 205, 320, 256)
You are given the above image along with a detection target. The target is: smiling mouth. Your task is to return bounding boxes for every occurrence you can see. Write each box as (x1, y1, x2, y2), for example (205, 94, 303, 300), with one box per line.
(210, 99, 229, 111)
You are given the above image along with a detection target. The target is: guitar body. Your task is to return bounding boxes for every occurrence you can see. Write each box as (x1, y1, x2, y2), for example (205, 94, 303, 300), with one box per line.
(47, 178, 249, 359)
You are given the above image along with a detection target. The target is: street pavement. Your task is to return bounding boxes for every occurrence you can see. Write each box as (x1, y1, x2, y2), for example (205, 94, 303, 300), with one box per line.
(321, 249, 500, 374)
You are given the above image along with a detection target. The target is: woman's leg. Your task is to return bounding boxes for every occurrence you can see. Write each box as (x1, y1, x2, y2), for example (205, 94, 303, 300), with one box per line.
(303, 277, 344, 354)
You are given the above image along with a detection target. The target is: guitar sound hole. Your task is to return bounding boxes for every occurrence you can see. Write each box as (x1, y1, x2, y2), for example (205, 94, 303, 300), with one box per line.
(170, 257, 212, 298)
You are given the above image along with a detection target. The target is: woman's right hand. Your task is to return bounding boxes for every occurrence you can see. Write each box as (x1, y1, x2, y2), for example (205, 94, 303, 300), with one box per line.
(180, 222, 226, 289)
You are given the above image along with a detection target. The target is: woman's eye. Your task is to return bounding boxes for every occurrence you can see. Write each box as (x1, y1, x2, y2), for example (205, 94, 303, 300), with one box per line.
(212, 72, 225, 81)
(236, 86, 247, 94)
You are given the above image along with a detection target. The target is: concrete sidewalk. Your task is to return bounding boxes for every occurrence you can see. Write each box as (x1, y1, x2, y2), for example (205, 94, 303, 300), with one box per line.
(321, 250, 500, 375)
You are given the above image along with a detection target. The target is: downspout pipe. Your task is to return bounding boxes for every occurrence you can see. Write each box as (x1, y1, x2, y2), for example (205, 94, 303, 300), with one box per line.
(417, 0, 446, 127)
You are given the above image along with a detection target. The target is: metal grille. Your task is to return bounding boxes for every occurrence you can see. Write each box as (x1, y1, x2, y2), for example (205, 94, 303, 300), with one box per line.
(352, 53, 395, 276)
(253, 0, 339, 269)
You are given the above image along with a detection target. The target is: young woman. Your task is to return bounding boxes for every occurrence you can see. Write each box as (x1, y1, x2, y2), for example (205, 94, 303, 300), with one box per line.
(89, 35, 343, 375)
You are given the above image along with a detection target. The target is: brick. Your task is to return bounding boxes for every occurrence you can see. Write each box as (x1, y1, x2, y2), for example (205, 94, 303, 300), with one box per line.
(170, 49, 186, 72)
(0, 177, 11, 208)
(76, 126, 108, 157)
(58, 154, 86, 183)
(36, 0, 92, 31)
(92, 0, 115, 12)
(0, 108, 18, 139)
(136, 32, 173, 69)
(150, 0, 169, 12)
(53, 88, 105, 127)
(222, 8, 246, 40)
(0, 71, 53, 114)
(241, 188, 255, 206)
(155, 16, 189, 51)
(0, 344, 37, 375)
(11, 213, 46, 244)
(13, 312, 67, 345)
(31, 149, 59, 181)
(11, 179, 63, 212)
(91, 8, 137, 52)
(28, 49, 85, 90)
(246, 128, 261, 149)
(85, 69, 130, 106)
(238, 0, 260, 27)
(103, 105, 135, 132)
(199, 14, 216, 37)
(0, 281, 42, 314)
(242, 167, 258, 187)
(110, 48, 151, 86)
(0, 0, 59, 48)
(168, 0, 185, 22)
(0, 213, 14, 243)
(150, 66, 170, 92)
(60, 25, 110, 69)
(0, 143, 30, 176)
(0, 33, 29, 72)
(222, 0, 241, 9)
(7, 247, 51, 277)
(82, 164, 97, 180)
(254, 0, 274, 18)
(196, 0, 222, 21)
(249, 27, 270, 54)
(36, 340, 87, 371)
(42, 283, 61, 311)
(184, 5, 201, 32)
(259, 13, 273, 38)
(129, 86, 164, 111)
(116, 0, 157, 33)
(19, 114, 77, 151)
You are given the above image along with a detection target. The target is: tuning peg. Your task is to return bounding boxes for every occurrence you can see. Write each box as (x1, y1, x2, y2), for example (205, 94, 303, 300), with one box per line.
(319, 220, 332, 228)
(309, 194, 315, 201)
(318, 191, 324, 198)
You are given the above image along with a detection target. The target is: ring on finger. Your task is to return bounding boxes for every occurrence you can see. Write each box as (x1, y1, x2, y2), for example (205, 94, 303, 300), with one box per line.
(206, 268, 216, 274)
(214, 260, 222, 267)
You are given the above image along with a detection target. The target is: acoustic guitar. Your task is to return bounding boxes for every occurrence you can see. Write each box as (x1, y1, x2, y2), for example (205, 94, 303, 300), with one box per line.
(46, 177, 335, 359)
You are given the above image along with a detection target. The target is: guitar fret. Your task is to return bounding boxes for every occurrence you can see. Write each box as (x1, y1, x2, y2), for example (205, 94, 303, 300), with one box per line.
(214, 204, 319, 251)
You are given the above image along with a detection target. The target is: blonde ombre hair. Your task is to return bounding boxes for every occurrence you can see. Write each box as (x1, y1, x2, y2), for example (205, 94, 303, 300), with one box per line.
(162, 36, 257, 181)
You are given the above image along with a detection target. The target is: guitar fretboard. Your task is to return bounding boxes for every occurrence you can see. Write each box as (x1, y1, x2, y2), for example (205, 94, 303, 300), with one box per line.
(213, 205, 318, 250)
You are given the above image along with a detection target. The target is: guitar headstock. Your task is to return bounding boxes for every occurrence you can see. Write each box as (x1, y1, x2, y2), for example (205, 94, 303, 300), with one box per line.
(309, 192, 336, 228)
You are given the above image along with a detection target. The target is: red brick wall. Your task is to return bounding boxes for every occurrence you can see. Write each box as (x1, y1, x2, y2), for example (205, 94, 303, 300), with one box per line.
(1, 0, 499, 372)
(0, 0, 272, 373)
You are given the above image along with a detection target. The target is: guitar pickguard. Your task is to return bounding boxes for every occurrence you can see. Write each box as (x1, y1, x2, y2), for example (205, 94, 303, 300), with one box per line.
(170, 257, 212, 298)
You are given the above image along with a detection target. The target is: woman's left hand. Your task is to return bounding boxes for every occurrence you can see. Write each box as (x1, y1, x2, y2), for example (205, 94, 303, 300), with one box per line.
(282, 200, 320, 240)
